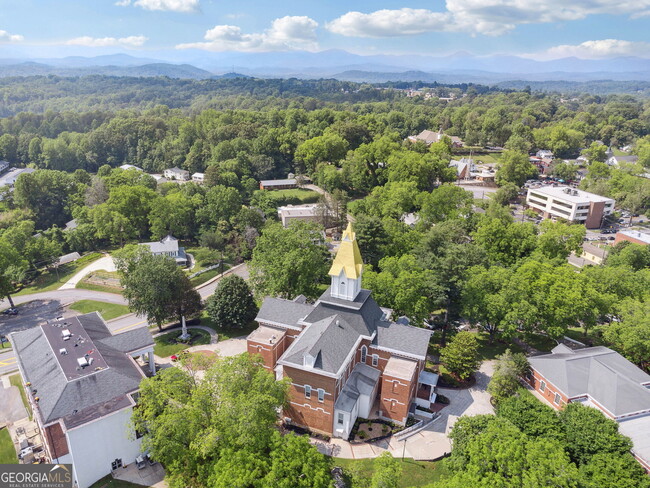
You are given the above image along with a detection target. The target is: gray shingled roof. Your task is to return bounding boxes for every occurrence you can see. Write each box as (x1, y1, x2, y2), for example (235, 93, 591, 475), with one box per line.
(256, 298, 315, 327)
(142, 235, 179, 254)
(334, 363, 381, 413)
(529, 346, 650, 417)
(283, 315, 360, 374)
(11, 313, 152, 427)
(375, 322, 431, 359)
(275, 287, 432, 373)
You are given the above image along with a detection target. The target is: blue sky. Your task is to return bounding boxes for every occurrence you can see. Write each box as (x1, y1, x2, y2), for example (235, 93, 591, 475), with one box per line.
(1, 0, 650, 60)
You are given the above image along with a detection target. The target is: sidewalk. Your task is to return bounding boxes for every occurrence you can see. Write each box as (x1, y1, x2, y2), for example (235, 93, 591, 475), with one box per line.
(58, 254, 116, 290)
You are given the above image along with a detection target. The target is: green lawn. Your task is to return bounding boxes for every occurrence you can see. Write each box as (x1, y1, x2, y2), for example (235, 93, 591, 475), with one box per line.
(9, 373, 30, 420)
(565, 327, 603, 347)
(88, 475, 146, 488)
(153, 328, 211, 357)
(0, 340, 12, 352)
(198, 312, 258, 340)
(15, 252, 102, 295)
(69, 300, 130, 321)
(271, 188, 320, 202)
(190, 268, 221, 287)
(333, 458, 448, 487)
(0, 428, 17, 464)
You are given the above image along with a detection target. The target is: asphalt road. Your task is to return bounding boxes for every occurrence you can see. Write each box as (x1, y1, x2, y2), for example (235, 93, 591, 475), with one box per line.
(0, 263, 252, 375)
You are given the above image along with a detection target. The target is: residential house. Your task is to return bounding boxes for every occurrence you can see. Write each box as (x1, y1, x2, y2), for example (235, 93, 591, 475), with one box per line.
(536, 150, 554, 159)
(277, 204, 321, 228)
(526, 345, 650, 471)
(0, 160, 9, 174)
(119, 164, 143, 172)
(614, 229, 650, 246)
(10, 313, 156, 488)
(192, 172, 205, 184)
(568, 242, 608, 267)
(163, 167, 190, 181)
(449, 158, 476, 180)
(0, 167, 36, 189)
(407, 129, 463, 147)
(526, 186, 615, 229)
(247, 224, 435, 439)
(140, 235, 188, 266)
(606, 155, 639, 167)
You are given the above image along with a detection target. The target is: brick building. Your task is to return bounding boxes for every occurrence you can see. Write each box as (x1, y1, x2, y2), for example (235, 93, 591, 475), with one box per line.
(247, 224, 434, 439)
(526, 345, 650, 471)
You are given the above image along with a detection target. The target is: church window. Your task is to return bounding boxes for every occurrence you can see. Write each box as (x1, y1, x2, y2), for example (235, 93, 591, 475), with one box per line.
(361, 346, 367, 363)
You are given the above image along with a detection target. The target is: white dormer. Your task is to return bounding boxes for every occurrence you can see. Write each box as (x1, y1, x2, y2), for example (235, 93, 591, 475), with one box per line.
(304, 353, 316, 369)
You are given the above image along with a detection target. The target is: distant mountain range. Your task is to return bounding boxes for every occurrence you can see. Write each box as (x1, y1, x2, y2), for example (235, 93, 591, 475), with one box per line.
(1, 50, 650, 87)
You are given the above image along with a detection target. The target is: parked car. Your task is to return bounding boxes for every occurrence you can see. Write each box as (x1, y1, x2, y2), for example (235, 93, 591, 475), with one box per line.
(2, 308, 18, 315)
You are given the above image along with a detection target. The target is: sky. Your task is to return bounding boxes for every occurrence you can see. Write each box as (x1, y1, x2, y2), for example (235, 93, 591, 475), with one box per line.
(1, 0, 650, 61)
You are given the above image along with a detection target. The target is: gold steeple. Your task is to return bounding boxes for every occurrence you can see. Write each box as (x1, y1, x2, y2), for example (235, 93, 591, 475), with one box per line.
(328, 223, 364, 279)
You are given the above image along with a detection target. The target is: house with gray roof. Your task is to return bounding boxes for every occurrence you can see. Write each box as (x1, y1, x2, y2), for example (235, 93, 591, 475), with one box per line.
(527, 344, 650, 471)
(139, 234, 187, 266)
(606, 155, 639, 167)
(10, 313, 155, 488)
(248, 224, 434, 440)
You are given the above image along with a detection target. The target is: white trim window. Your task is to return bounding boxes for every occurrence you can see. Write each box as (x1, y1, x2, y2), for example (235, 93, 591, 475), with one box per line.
(554, 393, 561, 405)
(337, 413, 344, 425)
(540, 380, 546, 392)
(317, 388, 325, 402)
(372, 354, 379, 367)
(304, 385, 311, 399)
(361, 346, 367, 363)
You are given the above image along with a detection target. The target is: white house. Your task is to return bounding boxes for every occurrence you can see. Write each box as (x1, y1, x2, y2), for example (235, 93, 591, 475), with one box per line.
(163, 167, 190, 181)
(11, 313, 156, 488)
(606, 155, 639, 167)
(192, 172, 205, 184)
(526, 186, 615, 229)
(536, 150, 554, 159)
(140, 235, 188, 266)
(0, 167, 36, 189)
(119, 164, 143, 172)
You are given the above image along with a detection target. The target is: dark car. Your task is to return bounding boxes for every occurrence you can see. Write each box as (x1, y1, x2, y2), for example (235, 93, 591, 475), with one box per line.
(2, 308, 18, 315)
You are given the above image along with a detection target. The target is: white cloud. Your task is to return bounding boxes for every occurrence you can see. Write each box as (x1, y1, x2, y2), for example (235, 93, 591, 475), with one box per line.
(327, 9, 451, 37)
(65, 35, 148, 48)
(533, 39, 650, 60)
(0, 30, 24, 43)
(328, 1, 650, 37)
(117, 0, 199, 12)
(177, 16, 318, 52)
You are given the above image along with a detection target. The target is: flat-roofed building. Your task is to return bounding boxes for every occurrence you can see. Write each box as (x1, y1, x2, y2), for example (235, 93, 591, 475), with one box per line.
(615, 229, 650, 246)
(526, 186, 615, 229)
(277, 204, 320, 227)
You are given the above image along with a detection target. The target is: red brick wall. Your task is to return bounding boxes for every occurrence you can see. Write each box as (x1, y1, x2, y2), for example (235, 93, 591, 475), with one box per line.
(585, 201, 605, 229)
(247, 325, 301, 370)
(379, 371, 416, 425)
(282, 366, 337, 436)
(614, 233, 649, 246)
(526, 369, 568, 409)
(45, 422, 69, 459)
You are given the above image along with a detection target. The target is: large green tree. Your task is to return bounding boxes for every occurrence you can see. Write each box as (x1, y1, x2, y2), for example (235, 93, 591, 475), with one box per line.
(205, 275, 258, 329)
(119, 252, 201, 331)
(440, 332, 479, 381)
(250, 221, 329, 299)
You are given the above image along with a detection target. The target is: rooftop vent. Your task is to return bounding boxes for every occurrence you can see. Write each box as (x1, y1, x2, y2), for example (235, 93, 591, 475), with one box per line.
(62, 330, 71, 341)
(59, 348, 67, 355)
(77, 357, 89, 368)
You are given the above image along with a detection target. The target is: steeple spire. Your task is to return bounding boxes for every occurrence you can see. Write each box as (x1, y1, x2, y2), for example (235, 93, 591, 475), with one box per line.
(328, 223, 364, 301)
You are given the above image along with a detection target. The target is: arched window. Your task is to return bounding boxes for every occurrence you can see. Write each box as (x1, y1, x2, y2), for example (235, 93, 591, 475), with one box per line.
(360, 346, 367, 363)
(339, 281, 346, 296)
